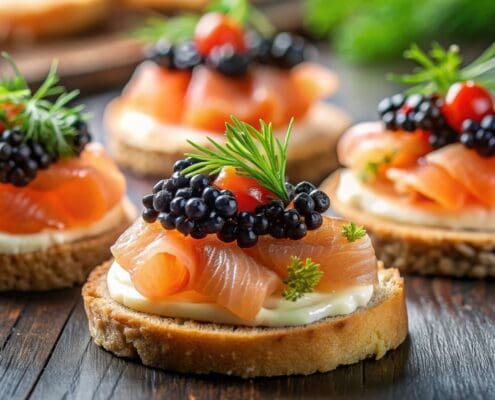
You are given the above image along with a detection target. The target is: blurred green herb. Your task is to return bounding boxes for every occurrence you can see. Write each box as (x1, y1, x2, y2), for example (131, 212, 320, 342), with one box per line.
(133, 0, 275, 45)
(389, 43, 495, 95)
(304, 0, 495, 64)
(358, 151, 396, 182)
(133, 15, 199, 44)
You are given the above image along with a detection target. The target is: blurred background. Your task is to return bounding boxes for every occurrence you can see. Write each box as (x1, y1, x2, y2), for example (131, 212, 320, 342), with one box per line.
(2, 0, 494, 121)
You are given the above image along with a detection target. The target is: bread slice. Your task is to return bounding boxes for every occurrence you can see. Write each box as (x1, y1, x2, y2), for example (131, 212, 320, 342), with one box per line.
(83, 261, 407, 378)
(0, 203, 135, 291)
(105, 100, 351, 183)
(321, 170, 495, 278)
(0, 0, 110, 42)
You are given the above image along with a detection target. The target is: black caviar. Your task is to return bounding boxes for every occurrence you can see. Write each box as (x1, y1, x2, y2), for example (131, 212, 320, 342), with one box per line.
(0, 122, 91, 187)
(146, 32, 310, 78)
(460, 115, 495, 157)
(141, 158, 331, 247)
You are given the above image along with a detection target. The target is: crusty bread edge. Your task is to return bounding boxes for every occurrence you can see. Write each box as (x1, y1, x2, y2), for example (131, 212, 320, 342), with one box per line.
(321, 170, 495, 278)
(0, 0, 110, 41)
(104, 98, 351, 183)
(83, 261, 407, 378)
(0, 202, 135, 291)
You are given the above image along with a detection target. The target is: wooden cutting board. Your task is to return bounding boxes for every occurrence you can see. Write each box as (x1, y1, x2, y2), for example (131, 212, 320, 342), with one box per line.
(0, 0, 303, 94)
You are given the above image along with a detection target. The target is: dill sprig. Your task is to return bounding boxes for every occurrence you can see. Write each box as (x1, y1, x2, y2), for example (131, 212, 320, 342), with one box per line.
(342, 221, 366, 243)
(183, 116, 293, 202)
(389, 43, 495, 96)
(0, 53, 86, 157)
(283, 256, 323, 302)
(133, 0, 275, 44)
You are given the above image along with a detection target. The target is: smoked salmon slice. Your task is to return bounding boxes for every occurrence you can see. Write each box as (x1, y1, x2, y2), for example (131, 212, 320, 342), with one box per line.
(386, 162, 471, 210)
(426, 144, 495, 207)
(123, 62, 191, 123)
(0, 143, 125, 234)
(122, 62, 337, 133)
(111, 220, 281, 320)
(338, 122, 431, 171)
(111, 216, 377, 321)
(248, 215, 378, 291)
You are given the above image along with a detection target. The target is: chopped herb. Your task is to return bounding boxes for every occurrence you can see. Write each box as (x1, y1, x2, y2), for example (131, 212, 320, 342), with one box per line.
(183, 116, 293, 202)
(0, 53, 86, 157)
(389, 43, 495, 96)
(342, 221, 366, 242)
(283, 256, 323, 301)
(358, 151, 396, 182)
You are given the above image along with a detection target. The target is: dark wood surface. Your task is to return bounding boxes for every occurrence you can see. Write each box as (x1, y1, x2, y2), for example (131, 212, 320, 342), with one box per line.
(1, 52, 495, 400)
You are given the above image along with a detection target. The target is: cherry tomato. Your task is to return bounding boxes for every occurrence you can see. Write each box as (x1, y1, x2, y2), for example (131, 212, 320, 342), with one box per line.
(194, 12, 246, 56)
(442, 81, 494, 132)
(214, 166, 274, 212)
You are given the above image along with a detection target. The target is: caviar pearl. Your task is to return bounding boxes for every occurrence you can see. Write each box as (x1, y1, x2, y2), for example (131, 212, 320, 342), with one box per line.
(305, 211, 323, 230)
(185, 197, 208, 220)
(158, 212, 176, 229)
(217, 220, 238, 243)
(176, 216, 195, 235)
(170, 197, 186, 215)
(295, 181, 316, 194)
(310, 190, 330, 213)
(142, 208, 158, 223)
(214, 195, 238, 217)
(237, 229, 258, 248)
(293, 193, 315, 214)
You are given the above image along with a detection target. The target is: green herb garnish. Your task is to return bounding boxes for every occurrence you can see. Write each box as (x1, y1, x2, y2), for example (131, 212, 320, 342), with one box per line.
(0, 53, 86, 157)
(133, 15, 200, 45)
(358, 151, 396, 182)
(283, 256, 323, 301)
(183, 116, 293, 202)
(342, 221, 366, 242)
(133, 0, 275, 44)
(389, 43, 495, 96)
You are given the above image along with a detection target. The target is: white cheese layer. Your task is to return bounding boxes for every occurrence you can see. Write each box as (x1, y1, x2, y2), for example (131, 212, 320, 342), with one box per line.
(107, 261, 373, 327)
(337, 169, 495, 231)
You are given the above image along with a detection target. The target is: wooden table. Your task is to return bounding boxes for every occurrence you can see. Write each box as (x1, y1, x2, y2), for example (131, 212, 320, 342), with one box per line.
(1, 55, 495, 400)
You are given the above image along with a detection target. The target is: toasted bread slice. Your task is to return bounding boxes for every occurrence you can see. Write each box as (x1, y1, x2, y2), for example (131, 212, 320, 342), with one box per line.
(83, 261, 407, 378)
(0, 0, 111, 42)
(321, 170, 495, 278)
(105, 100, 351, 183)
(0, 200, 135, 291)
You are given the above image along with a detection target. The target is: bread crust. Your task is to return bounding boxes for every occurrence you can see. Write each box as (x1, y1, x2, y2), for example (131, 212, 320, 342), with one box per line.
(0, 0, 110, 41)
(321, 170, 495, 278)
(105, 99, 351, 183)
(83, 261, 407, 377)
(0, 209, 134, 291)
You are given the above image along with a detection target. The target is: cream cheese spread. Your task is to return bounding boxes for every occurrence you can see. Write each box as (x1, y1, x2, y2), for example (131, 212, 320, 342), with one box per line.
(337, 169, 495, 231)
(107, 261, 374, 327)
(0, 198, 135, 254)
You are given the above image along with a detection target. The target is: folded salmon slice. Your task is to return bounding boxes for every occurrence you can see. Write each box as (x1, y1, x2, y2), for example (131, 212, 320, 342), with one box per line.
(112, 220, 281, 320)
(0, 143, 125, 234)
(338, 122, 431, 170)
(247, 215, 378, 291)
(386, 162, 471, 210)
(426, 144, 495, 207)
(112, 216, 378, 320)
(122, 62, 337, 133)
